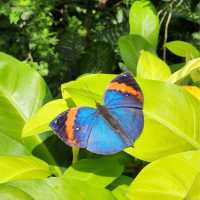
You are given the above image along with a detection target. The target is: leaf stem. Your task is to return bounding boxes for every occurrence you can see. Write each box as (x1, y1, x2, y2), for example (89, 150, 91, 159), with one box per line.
(72, 146, 80, 164)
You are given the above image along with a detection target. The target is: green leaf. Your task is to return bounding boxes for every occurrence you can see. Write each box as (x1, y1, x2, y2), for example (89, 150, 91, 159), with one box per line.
(0, 52, 61, 174)
(165, 41, 200, 61)
(169, 63, 185, 73)
(22, 99, 68, 137)
(127, 79, 200, 161)
(0, 184, 33, 200)
(0, 156, 50, 183)
(0, 52, 49, 141)
(137, 51, 171, 81)
(61, 74, 115, 107)
(110, 176, 132, 200)
(186, 172, 200, 200)
(0, 132, 30, 156)
(129, 0, 159, 48)
(183, 86, 200, 101)
(32, 135, 72, 170)
(118, 34, 155, 74)
(191, 68, 200, 83)
(128, 151, 200, 200)
(47, 177, 116, 200)
(62, 74, 200, 162)
(4, 176, 117, 200)
(63, 157, 123, 187)
(6, 179, 60, 200)
(168, 58, 200, 84)
(112, 185, 129, 200)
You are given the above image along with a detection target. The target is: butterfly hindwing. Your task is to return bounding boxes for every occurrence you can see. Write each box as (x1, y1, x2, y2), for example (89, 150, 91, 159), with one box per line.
(108, 107, 144, 144)
(104, 72, 143, 109)
(86, 114, 129, 154)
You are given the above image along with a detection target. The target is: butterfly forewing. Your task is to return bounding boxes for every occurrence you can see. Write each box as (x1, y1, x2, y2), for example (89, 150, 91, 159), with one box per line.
(104, 72, 143, 109)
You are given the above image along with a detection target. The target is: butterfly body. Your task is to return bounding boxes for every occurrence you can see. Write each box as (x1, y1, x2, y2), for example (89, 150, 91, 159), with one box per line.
(96, 102, 131, 145)
(50, 72, 144, 155)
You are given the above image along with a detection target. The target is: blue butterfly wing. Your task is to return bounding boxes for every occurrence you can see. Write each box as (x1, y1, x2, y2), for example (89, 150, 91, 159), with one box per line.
(103, 72, 144, 145)
(87, 115, 129, 154)
(108, 107, 144, 144)
(50, 107, 97, 148)
(104, 72, 143, 109)
(50, 106, 128, 154)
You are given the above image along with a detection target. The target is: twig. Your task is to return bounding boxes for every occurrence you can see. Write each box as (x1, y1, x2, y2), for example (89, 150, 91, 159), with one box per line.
(163, 11, 172, 61)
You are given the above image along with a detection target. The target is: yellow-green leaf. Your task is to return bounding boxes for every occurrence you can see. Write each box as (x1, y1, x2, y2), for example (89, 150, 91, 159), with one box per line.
(22, 99, 68, 137)
(137, 51, 171, 80)
(0, 156, 50, 183)
(129, 0, 159, 48)
(183, 86, 200, 101)
(168, 58, 200, 84)
(128, 151, 200, 200)
(165, 41, 200, 61)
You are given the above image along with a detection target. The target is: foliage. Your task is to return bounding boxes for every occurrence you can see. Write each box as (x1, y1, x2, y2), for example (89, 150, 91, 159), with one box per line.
(0, 0, 199, 96)
(1, 0, 200, 199)
(129, 0, 159, 49)
(118, 35, 155, 74)
(0, 0, 131, 95)
(128, 151, 200, 200)
(0, 156, 50, 183)
(137, 51, 171, 80)
(165, 40, 200, 61)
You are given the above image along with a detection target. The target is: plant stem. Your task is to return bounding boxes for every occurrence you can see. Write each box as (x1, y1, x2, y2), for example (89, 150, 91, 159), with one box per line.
(163, 11, 172, 61)
(72, 146, 80, 164)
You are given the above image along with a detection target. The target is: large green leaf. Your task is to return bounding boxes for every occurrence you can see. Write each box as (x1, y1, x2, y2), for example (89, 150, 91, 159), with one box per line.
(0, 52, 61, 174)
(128, 151, 200, 200)
(118, 34, 155, 74)
(168, 58, 200, 84)
(165, 41, 200, 61)
(62, 74, 200, 162)
(61, 74, 114, 107)
(137, 51, 171, 80)
(112, 185, 129, 200)
(128, 79, 200, 161)
(6, 179, 60, 200)
(0, 132, 30, 156)
(183, 86, 200, 101)
(186, 172, 200, 200)
(129, 0, 159, 48)
(0, 156, 50, 183)
(2, 176, 117, 200)
(22, 99, 68, 137)
(47, 177, 116, 200)
(0, 52, 49, 140)
(63, 157, 123, 187)
(109, 176, 132, 200)
(0, 184, 33, 200)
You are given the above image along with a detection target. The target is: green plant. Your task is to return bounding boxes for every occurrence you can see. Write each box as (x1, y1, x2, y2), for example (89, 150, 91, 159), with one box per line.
(128, 151, 200, 199)
(1, 0, 200, 199)
(20, 56, 200, 199)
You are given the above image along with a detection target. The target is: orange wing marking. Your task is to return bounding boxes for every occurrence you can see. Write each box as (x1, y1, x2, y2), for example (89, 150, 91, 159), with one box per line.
(65, 108, 78, 145)
(107, 82, 143, 102)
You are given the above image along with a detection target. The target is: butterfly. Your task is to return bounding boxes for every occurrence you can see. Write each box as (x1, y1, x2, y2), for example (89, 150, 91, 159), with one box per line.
(49, 72, 144, 155)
